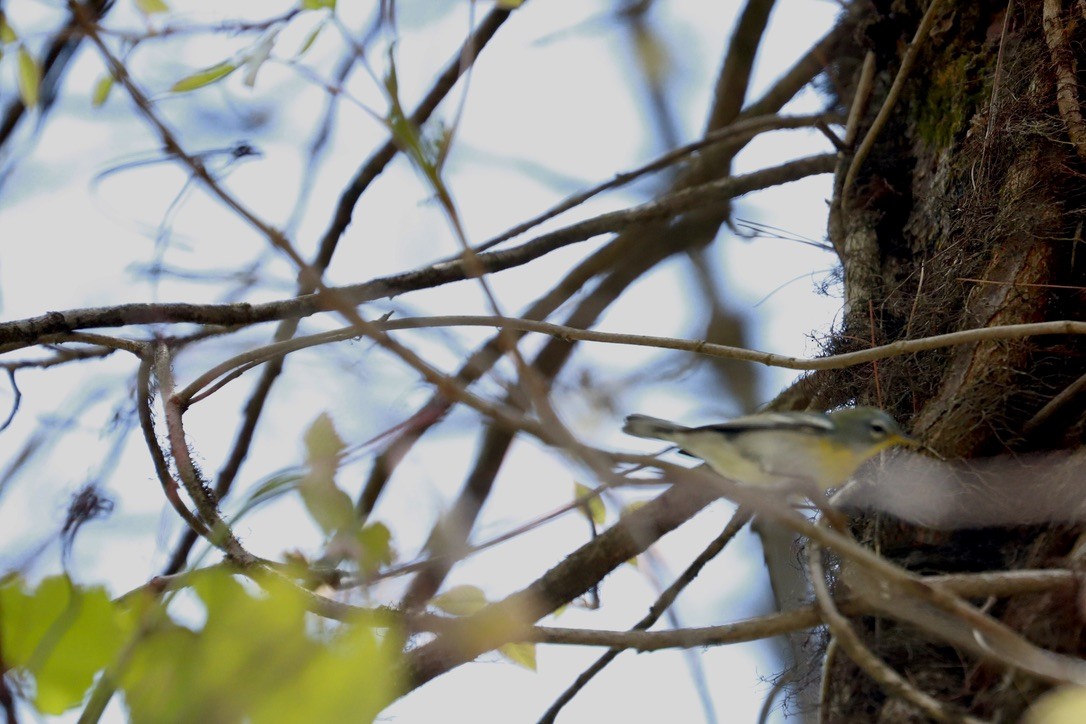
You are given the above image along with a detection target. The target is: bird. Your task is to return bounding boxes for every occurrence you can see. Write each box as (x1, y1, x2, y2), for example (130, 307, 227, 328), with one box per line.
(623, 406, 916, 491)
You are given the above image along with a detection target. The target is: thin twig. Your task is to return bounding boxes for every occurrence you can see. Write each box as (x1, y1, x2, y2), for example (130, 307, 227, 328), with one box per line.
(169, 317, 1086, 404)
(462, 113, 834, 257)
(0, 347, 115, 372)
(164, 4, 520, 575)
(152, 343, 254, 563)
(538, 508, 753, 723)
(521, 573, 1072, 651)
(841, 0, 947, 206)
(807, 531, 984, 723)
(1043, 0, 1086, 162)
(0, 153, 837, 353)
(1023, 370, 1086, 433)
(135, 354, 210, 540)
(0, 370, 20, 433)
(404, 459, 1086, 691)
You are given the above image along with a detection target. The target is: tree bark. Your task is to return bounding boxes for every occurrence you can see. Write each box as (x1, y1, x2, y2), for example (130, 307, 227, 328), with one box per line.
(820, 0, 1086, 719)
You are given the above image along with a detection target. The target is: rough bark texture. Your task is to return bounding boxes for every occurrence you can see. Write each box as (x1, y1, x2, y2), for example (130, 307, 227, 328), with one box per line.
(818, 0, 1086, 720)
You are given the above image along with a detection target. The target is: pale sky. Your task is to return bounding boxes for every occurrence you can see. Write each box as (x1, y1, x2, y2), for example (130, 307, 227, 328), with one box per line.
(0, 1, 842, 721)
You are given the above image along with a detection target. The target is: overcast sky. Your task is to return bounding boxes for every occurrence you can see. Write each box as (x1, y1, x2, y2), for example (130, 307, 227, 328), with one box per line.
(0, 1, 842, 721)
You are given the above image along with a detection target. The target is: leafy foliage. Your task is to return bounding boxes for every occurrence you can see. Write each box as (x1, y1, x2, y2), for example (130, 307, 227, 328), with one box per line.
(300, 412, 355, 537)
(431, 584, 489, 616)
(1, 571, 401, 721)
(134, 0, 171, 15)
(16, 46, 39, 108)
(170, 61, 239, 93)
(123, 571, 401, 723)
(574, 482, 606, 527)
(0, 576, 129, 714)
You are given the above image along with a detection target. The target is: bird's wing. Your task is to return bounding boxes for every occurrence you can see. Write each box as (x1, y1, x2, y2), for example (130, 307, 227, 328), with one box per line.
(695, 412, 832, 436)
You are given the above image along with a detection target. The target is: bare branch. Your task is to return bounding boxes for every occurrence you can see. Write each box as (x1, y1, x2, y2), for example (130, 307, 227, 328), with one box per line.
(523, 569, 1076, 650)
(539, 508, 753, 723)
(469, 113, 835, 255)
(808, 532, 986, 723)
(179, 317, 1086, 404)
(152, 343, 254, 563)
(403, 482, 722, 689)
(706, 0, 777, 131)
(841, 0, 947, 206)
(135, 354, 210, 540)
(1043, 0, 1086, 162)
(170, 3, 524, 575)
(0, 153, 836, 352)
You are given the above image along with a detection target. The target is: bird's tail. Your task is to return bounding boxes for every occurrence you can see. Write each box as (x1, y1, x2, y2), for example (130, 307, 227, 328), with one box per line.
(622, 414, 689, 440)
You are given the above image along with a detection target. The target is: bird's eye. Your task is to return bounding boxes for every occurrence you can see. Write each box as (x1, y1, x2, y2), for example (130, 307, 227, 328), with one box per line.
(869, 420, 889, 436)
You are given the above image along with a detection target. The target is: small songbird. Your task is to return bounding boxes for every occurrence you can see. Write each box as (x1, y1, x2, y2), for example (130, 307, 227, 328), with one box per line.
(623, 406, 916, 490)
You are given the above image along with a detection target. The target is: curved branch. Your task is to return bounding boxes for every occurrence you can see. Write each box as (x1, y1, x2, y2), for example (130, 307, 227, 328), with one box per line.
(152, 343, 254, 564)
(706, 0, 777, 131)
(539, 508, 752, 723)
(135, 354, 210, 540)
(174, 318, 1086, 406)
(404, 458, 1086, 692)
(807, 533, 983, 723)
(166, 3, 525, 576)
(1043, 0, 1086, 162)
(468, 112, 835, 255)
(0, 153, 837, 350)
(841, 0, 947, 205)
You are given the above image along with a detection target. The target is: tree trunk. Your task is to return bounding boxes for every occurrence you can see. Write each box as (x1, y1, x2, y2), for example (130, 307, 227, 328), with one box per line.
(819, 0, 1086, 720)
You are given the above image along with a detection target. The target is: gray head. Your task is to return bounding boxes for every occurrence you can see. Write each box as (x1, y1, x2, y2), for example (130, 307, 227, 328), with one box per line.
(828, 406, 915, 451)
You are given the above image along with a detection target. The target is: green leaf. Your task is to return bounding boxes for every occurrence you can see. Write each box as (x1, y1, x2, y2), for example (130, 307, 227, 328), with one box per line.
(301, 484, 355, 537)
(304, 412, 345, 461)
(301, 0, 336, 9)
(122, 624, 201, 723)
(0, 15, 17, 44)
(134, 0, 170, 14)
(294, 20, 326, 57)
(574, 482, 606, 526)
(169, 61, 238, 93)
(382, 47, 441, 185)
(121, 569, 400, 724)
(498, 642, 537, 671)
(125, 572, 305, 722)
(0, 575, 130, 714)
(91, 74, 114, 107)
(250, 612, 401, 724)
(17, 46, 40, 108)
(431, 584, 488, 616)
(236, 471, 303, 516)
(355, 521, 394, 572)
(299, 413, 355, 536)
(496, 0, 525, 8)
